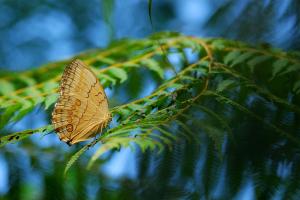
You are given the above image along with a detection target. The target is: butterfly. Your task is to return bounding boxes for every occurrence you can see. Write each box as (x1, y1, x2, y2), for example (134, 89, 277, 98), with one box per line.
(51, 59, 111, 145)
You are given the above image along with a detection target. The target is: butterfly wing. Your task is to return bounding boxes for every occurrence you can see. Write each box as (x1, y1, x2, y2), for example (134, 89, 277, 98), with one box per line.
(51, 59, 111, 145)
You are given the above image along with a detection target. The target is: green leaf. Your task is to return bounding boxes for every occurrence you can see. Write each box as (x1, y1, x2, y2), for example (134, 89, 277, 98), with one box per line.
(141, 59, 164, 78)
(44, 93, 59, 110)
(271, 59, 290, 79)
(115, 108, 131, 118)
(0, 126, 48, 147)
(231, 51, 256, 67)
(64, 145, 90, 175)
(293, 80, 300, 94)
(199, 122, 225, 155)
(180, 39, 202, 52)
(247, 55, 272, 71)
(23, 88, 44, 105)
(0, 104, 22, 129)
(134, 138, 156, 152)
(224, 51, 241, 65)
(156, 127, 177, 141)
(216, 79, 236, 92)
(0, 80, 14, 95)
(168, 83, 184, 90)
(18, 75, 36, 86)
(191, 64, 209, 75)
(99, 57, 116, 65)
(210, 40, 225, 50)
(122, 63, 139, 68)
(275, 63, 300, 77)
(98, 73, 117, 86)
(42, 81, 59, 92)
(87, 138, 128, 169)
(106, 67, 128, 83)
(127, 103, 144, 111)
(11, 99, 34, 122)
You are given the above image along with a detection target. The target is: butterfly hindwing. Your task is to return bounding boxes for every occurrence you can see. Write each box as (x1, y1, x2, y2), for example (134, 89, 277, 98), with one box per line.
(51, 59, 111, 145)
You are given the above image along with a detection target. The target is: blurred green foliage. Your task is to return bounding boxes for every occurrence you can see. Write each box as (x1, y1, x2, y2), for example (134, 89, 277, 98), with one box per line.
(0, 32, 299, 199)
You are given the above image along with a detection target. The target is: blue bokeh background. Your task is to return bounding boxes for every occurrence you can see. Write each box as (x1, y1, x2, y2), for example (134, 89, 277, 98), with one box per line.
(0, 0, 299, 71)
(0, 0, 299, 199)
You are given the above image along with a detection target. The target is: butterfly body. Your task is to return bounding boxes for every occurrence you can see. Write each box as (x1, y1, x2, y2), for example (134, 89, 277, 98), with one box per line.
(52, 59, 111, 145)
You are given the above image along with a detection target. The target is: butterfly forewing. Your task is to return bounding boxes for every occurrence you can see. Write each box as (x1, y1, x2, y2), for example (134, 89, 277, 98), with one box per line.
(51, 59, 111, 145)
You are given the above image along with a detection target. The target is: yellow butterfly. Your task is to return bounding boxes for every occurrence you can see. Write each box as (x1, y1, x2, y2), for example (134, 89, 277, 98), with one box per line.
(51, 59, 111, 145)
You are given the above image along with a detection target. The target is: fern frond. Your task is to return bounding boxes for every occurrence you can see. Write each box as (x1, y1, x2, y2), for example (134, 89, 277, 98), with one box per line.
(0, 33, 299, 176)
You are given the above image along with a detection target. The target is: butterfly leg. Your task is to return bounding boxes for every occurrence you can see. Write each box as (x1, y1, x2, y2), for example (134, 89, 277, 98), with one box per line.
(66, 140, 72, 146)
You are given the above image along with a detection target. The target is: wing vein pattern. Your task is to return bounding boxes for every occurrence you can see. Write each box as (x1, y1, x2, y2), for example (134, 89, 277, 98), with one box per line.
(51, 59, 111, 145)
